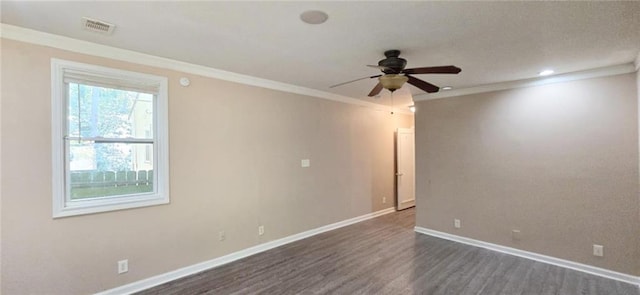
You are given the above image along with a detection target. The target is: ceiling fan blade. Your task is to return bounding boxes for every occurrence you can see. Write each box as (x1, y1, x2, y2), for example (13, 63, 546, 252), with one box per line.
(330, 74, 382, 88)
(406, 75, 440, 93)
(402, 66, 462, 75)
(368, 82, 384, 97)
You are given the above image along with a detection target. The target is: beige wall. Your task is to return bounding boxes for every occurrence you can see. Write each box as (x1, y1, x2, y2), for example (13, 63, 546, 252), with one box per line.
(0, 39, 413, 294)
(415, 73, 640, 276)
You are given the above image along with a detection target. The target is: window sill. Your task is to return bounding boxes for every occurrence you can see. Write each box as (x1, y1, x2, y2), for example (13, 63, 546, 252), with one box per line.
(53, 194, 170, 218)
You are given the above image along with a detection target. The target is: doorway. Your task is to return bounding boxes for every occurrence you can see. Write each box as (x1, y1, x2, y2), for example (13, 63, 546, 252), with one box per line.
(396, 127, 415, 210)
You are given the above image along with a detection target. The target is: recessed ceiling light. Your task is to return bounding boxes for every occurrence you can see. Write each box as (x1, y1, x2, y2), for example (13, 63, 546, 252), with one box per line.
(300, 10, 329, 25)
(539, 69, 554, 76)
(441, 86, 453, 90)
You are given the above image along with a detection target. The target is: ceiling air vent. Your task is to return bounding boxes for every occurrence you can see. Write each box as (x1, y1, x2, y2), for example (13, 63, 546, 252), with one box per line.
(81, 17, 115, 35)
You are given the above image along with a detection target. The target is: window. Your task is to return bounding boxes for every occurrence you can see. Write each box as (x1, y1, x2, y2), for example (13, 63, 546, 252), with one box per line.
(51, 59, 169, 218)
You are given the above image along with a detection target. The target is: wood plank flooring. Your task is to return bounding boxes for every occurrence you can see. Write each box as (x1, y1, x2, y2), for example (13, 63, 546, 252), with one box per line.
(137, 208, 639, 295)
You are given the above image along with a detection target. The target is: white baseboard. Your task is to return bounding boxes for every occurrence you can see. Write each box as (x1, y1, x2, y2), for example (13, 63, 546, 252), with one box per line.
(95, 207, 396, 295)
(414, 226, 640, 286)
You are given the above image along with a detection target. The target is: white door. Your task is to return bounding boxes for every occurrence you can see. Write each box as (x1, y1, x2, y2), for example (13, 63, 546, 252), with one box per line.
(396, 128, 415, 210)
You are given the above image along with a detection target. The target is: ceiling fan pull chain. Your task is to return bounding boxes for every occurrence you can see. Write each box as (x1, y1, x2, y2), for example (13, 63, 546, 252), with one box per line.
(390, 92, 394, 115)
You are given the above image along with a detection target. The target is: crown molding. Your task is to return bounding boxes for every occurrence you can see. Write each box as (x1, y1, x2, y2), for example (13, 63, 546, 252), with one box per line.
(2, 23, 632, 111)
(0, 24, 412, 114)
(415, 63, 637, 101)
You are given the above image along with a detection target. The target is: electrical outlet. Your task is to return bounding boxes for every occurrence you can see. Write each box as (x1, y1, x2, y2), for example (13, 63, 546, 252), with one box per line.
(511, 229, 522, 241)
(117, 259, 128, 274)
(382, 197, 387, 204)
(301, 159, 310, 168)
(219, 231, 226, 241)
(454, 219, 461, 229)
(258, 225, 265, 236)
(593, 244, 604, 257)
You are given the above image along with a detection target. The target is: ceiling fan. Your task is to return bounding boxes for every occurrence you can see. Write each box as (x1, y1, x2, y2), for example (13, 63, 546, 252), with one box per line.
(330, 50, 462, 97)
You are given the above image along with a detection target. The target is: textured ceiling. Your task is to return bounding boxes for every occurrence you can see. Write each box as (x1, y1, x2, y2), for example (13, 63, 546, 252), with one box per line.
(2, 1, 640, 108)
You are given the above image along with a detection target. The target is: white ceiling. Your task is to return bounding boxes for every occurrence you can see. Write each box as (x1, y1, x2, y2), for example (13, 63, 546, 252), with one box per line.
(2, 1, 640, 108)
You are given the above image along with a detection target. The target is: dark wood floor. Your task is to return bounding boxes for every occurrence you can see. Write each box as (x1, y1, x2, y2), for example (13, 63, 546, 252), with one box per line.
(138, 208, 639, 295)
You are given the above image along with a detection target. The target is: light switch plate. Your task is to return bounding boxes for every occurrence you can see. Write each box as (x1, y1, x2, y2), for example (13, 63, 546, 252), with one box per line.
(117, 259, 128, 274)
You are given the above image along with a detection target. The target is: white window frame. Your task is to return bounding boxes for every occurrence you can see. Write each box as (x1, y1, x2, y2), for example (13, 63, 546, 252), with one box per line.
(51, 59, 170, 218)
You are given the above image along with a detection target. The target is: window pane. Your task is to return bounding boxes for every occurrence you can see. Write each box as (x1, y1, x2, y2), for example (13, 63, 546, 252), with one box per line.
(67, 83, 153, 139)
(69, 141, 154, 200)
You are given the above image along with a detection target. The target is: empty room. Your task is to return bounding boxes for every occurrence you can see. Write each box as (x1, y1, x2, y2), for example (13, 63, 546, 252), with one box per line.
(1, 1, 639, 294)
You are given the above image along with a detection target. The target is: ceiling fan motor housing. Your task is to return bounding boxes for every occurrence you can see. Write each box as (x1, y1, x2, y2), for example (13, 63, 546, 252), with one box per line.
(378, 50, 407, 74)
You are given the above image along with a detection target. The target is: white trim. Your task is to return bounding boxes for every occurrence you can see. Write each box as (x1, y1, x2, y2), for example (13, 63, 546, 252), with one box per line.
(51, 59, 66, 217)
(414, 63, 637, 101)
(414, 226, 640, 286)
(1, 24, 635, 111)
(96, 207, 396, 295)
(0, 24, 409, 114)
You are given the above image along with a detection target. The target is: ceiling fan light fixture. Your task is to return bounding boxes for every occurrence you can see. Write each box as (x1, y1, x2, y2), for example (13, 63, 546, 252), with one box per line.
(379, 74, 408, 92)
